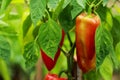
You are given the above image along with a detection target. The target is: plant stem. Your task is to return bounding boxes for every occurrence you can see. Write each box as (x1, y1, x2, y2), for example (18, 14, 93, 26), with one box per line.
(67, 33, 73, 47)
(45, 9, 51, 19)
(86, 0, 90, 5)
(60, 33, 76, 80)
(58, 70, 67, 77)
(95, 0, 103, 7)
(88, 4, 94, 14)
(92, 0, 96, 4)
(67, 55, 72, 80)
(69, 42, 76, 55)
(67, 42, 76, 80)
(69, 43, 76, 70)
(59, 46, 67, 56)
(71, 60, 77, 80)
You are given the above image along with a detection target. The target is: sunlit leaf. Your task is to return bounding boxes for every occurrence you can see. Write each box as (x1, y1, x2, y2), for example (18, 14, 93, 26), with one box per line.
(111, 17, 120, 47)
(0, 36, 11, 61)
(71, 0, 83, 19)
(47, 0, 71, 11)
(23, 14, 32, 38)
(30, 0, 46, 26)
(103, 0, 108, 6)
(99, 56, 113, 80)
(95, 25, 113, 69)
(38, 19, 61, 59)
(23, 41, 39, 69)
(63, 0, 71, 9)
(0, 0, 11, 13)
(76, 0, 86, 9)
(47, 0, 59, 11)
(52, 0, 64, 20)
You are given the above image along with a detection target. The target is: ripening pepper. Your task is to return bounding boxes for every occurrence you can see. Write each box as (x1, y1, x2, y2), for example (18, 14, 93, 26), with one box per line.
(44, 73, 67, 80)
(75, 12, 100, 73)
(41, 30, 65, 71)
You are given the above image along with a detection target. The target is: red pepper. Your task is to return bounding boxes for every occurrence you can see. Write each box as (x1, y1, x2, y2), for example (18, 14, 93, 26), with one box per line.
(75, 12, 100, 73)
(41, 30, 65, 71)
(44, 73, 67, 80)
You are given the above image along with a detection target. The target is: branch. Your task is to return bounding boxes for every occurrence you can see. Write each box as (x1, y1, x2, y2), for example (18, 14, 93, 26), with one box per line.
(67, 33, 73, 47)
(68, 42, 76, 55)
(58, 70, 68, 77)
(59, 46, 67, 56)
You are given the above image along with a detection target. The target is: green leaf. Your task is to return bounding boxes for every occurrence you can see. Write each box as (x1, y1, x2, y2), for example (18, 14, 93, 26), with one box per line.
(47, 0, 70, 11)
(0, 36, 11, 61)
(0, 24, 24, 65)
(38, 19, 61, 59)
(0, 22, 17, 37)
(103, 0, 108, 6)
(59, 5, 74, 33)
(99, 56, 113, 80)
(23, 14, 32, 38)
(58, 0, 83, 32)
(71, 0, 83, 19)
(96, 5, 107, 21)
(47, 0, 59, 11)
(76, 0, 86, 9)
(52, 0, 65, 20)
(111, 17, 120, 47)
(30, 0, 46, 26)
(95, 25, 113, 69)
(23, 41, 39, 69)
(83, 70, 100, 80)
(0, 0, 11, 13)
(105, 11, 113, 31)
(33, 25, 40, 39)
(97, 6, 112, 31)
(63, 0, 71, 9)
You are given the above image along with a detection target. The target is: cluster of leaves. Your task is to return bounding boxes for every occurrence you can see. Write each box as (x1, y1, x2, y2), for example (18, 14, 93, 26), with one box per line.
(24, 0, 84, 69)
(27, 0, 110, 68)
(28, 0, 120, 80)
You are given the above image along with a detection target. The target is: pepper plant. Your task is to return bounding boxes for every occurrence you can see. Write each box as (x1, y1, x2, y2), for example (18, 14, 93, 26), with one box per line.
(0, 0, 120, 80)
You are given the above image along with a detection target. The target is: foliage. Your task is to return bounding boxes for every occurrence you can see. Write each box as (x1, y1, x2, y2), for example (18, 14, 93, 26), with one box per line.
(95, 24, 113, 68)
(38, 19, 62, 59)
(0, 0, 120, 80)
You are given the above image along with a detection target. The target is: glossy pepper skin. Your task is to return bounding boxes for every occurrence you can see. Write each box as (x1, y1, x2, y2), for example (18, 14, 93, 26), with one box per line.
(44, 73, 67, 80)
(41, 30, 65, 71)
(75, 12, 100, 73)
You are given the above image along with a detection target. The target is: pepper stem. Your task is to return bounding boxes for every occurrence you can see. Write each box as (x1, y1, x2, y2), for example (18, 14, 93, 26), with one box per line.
(88, 4, 94, 15)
